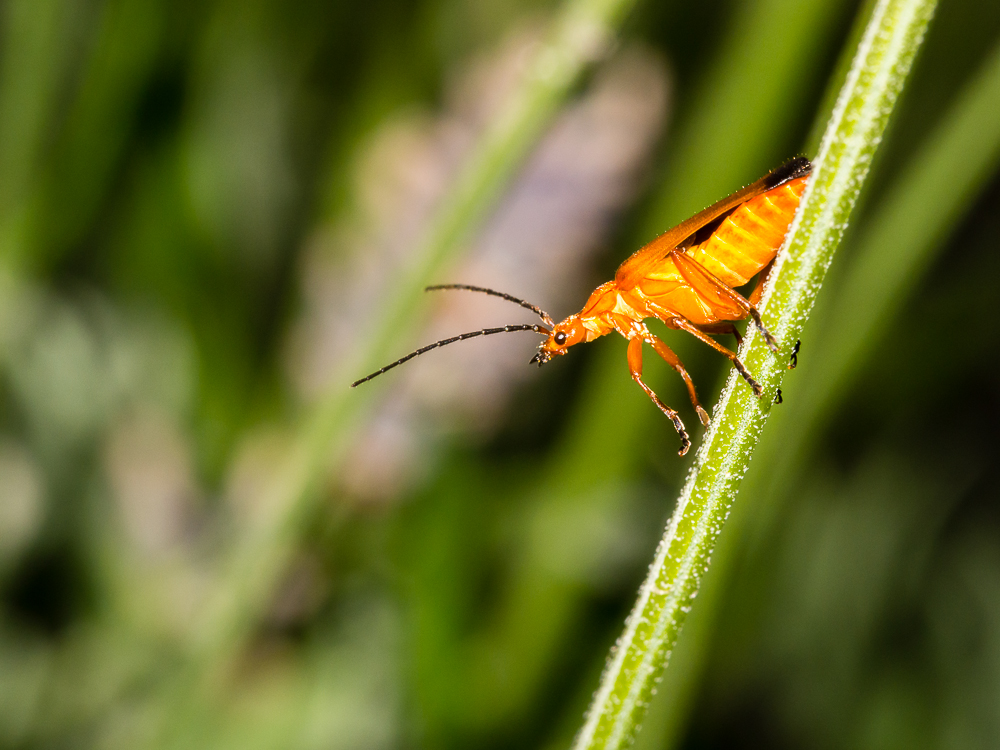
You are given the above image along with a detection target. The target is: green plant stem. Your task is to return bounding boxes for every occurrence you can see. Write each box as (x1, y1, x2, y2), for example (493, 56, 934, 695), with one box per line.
(171, 0, 641, 712)
(571, 1, 937, 748)
(652, 33, 1000, 750)
(747, 33, 1000, 553)
(452, 0, 853, 733)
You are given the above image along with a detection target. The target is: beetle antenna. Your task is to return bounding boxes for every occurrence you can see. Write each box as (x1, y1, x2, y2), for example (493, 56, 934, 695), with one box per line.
(351, 323, 551, 388)
(426, 284, 555, 328)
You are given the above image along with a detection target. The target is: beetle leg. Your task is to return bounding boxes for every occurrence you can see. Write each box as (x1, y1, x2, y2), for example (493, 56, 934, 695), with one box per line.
(691, 321, 743, 349)
(666, 317, 764, 397)
(643, 332, 710, 426)
(671, 251, 779, 354)
(748, 259, 774, 307)
(627, 337, 691, 455)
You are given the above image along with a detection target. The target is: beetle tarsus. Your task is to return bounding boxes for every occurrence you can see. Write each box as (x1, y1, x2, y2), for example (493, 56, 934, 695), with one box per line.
(677, 429, 691, 456)
(729, 355, 763, 397)
(788, 339, 800, 369)
(749, 309, 780, 355)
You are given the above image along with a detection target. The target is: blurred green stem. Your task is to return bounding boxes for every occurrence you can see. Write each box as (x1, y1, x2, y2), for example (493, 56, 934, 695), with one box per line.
(172, 0, 641, 714)
(571, 1, 937, 748)
(0, 0, 73, 266)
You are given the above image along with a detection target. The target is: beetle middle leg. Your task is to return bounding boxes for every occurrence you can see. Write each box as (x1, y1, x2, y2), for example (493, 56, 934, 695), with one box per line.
(627, 337, 691, 455)
(665, 317, 764, 397)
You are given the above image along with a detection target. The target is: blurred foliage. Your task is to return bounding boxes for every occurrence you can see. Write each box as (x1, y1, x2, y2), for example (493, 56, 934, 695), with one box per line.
(0, 0, 997, 749)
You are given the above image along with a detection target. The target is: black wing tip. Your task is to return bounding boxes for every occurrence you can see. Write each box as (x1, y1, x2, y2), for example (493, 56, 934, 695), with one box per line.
(765, 156, 813, 188)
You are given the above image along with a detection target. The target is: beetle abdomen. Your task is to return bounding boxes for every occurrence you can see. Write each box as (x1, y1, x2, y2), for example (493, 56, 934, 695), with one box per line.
(687, 176, 808, 287)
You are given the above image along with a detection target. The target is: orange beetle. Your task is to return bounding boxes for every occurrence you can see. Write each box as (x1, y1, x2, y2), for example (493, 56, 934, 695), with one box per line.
(353, 157, 811, 454)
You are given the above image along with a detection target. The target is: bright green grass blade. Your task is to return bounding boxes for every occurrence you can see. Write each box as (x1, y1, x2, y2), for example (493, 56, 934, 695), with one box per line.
(651, 32, 1000, 750)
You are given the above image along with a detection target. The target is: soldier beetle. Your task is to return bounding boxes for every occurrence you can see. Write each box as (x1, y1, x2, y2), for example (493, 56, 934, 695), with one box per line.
(352, 157, 812, 455)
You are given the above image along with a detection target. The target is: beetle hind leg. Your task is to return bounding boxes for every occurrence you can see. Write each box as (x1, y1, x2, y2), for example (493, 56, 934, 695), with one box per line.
(672, 251, 780, 354)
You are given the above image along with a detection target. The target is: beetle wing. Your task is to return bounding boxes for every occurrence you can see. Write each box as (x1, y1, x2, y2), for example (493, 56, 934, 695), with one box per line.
(615, 157, 811, 289)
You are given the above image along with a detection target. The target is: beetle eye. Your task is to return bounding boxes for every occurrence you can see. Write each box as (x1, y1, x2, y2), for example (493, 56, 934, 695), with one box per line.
(554, 331, 567, 346)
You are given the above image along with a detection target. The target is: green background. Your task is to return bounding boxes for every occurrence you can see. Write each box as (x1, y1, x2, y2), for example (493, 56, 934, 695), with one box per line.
(0, 0, 998, 748)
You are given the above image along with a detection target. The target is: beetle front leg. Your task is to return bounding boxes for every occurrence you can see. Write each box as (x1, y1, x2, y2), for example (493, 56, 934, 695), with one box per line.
(644, 332, 710, 427)
(627, 336, 691, 455)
